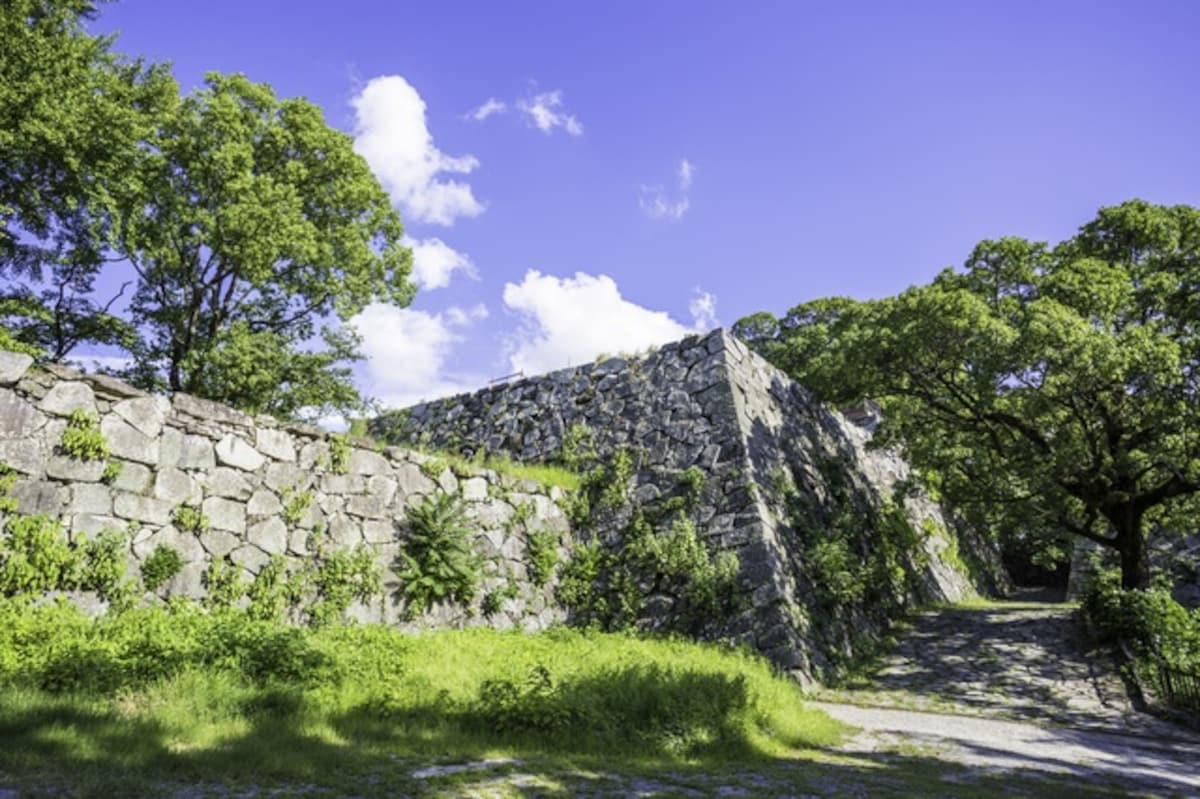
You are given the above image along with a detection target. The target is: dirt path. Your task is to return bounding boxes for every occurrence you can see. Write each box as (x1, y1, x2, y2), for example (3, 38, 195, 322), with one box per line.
(814, 596, 1200, 796)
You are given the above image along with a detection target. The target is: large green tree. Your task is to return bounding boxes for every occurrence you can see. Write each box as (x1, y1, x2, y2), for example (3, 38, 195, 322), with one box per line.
(0, 0, 174, 359)
(115, 72, 413, 417)
(736, 201, 1200, 590)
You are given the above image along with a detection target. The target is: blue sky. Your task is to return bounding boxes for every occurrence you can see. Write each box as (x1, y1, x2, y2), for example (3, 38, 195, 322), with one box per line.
(89, 0, 1200, 410)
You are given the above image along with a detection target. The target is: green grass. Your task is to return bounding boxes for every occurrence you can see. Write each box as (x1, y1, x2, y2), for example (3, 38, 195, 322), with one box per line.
(427, 448, 582, 491)
(0, 599, 839, 795)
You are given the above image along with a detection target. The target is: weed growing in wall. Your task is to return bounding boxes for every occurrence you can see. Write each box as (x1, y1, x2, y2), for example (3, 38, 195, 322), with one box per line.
(526, 528, 560, 587)
(203, 556, 247, 610)
(0, 512, 134, 606)
(58, 410, 109, 461)
(280, 485, 314, 527)
(100, 459, 123, 483)
(481, 578, 520, 616)
(328, 434, 351, 475)
(172, 503, 210, 534)
(141, 545, 184, 593)
(397, 493, 481, 617)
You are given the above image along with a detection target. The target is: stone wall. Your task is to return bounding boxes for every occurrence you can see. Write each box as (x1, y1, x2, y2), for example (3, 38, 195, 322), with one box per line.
(0, 351, 569, 630)
(373, 329, 1000, 680)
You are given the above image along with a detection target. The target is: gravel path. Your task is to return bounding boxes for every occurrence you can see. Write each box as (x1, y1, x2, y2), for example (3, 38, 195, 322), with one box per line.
(814, 595, 1200, 796)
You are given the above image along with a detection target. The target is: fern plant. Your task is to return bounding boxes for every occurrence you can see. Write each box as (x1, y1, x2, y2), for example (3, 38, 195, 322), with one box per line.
(397, 493, 481, 617)
(59, 410, 109, 461)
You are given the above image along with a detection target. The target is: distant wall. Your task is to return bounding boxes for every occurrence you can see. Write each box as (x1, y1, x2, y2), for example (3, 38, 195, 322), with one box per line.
(0, 350, 570, 630)
(374, 329, 1001, 680)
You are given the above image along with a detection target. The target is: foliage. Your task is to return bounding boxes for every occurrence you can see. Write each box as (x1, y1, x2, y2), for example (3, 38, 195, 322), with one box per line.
(526, 528, 561, 588)
(171, 503, 209, 534)
(202, 556, 246, 611)
(481, 579, 520, 617)
(100, 458, 122, 483)
(58, 409, 108, 461)
(737, 200, 1200, 590)
(328, 434, 351, 475)
(397, 493, 480, 617)
(140, 544, 183, 593)
(0, 513, 132, 605)
(0, 465, 16, 515)
(1081, 568, 1200, 671)
(306, 539, 381, 628)
(0, 0, 173, 360)
(558, 423, 597, 471)
(280, 485, 314, 527)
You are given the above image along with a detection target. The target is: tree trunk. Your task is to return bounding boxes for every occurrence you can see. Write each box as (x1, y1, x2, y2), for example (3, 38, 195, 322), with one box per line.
(1113, 505, 1150, 590)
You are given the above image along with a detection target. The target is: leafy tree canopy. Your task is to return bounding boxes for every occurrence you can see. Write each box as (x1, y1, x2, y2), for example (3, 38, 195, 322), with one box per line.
(1, 3, 414, 419)
(736, 200, 1200, 590)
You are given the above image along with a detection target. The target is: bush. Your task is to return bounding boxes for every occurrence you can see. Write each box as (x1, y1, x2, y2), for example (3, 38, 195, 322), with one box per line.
(58, 410, 109, 461)
(141, 544, 184, 592)
(397, 493, 480, 616)
(1082, 569, 1200, 670)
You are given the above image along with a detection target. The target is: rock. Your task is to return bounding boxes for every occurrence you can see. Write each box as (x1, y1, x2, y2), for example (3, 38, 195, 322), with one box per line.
(346, 494, 388, 519)
(199, 529, 241, 559)
(394, 462, 436, 496)
(0, 437, 43, 475)
(153, 467, 200, 505)
(255, 428, 296, 462)
(113, 492, 173, 525)
(348, 448, 390, 475)
(0, 352, 33, 385)
(214, 434, 265, 472)
(246, 489, 283, 516)
(110, 461, 153, 494)
(70, 513, 125, 537)
(111, 396, 171, 438)
(38, 381, 96, 417)
(461, 477, 488, 501)
(230, 544, 271, 573)
(202, 496, 246, 534)
(160, 428, 216, 470)
(45, 453, 105, 482)
(204, 467, 253, 500)
(0, 390, 44, 438)
(173, 393, 253, 428)
(67, 483, 114, 517)
(264, 461, 309, 492)
(12, 480, 66, 515)
(100, 415, 158, 465)
(247, 517, 287, 555)
(362, 519, 396, 544)
(85, 373, 145, 399)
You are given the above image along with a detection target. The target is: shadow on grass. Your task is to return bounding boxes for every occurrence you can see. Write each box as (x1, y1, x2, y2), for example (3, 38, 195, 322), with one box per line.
(0, 673, 1161, 798)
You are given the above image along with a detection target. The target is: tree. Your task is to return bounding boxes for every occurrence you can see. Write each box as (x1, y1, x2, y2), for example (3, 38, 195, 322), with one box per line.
(0, 0, 174, 359)
(737, 201, 1200, 590)
(115, 72, 413, 418)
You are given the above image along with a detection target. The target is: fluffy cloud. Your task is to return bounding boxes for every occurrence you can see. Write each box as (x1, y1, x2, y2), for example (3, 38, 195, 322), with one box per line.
(517, 90, 584, 136)
(639, 159, 695, 221)
(351, 303, 484, 408)
(688, 289, 718, 330)
(502, 271, 718, 375)
(445, 303, 488, 327)
(466, 97, 507, 121)
(351, 75, 484, 226)
(407, 237, 477, 290)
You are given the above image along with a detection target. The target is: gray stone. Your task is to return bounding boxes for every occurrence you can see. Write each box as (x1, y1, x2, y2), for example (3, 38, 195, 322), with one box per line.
(199, 529, 241, 558)
(85, 373, 145, 399)
(100, 415, 158, 465)
(346, 494, 388, 519)
(320, 473, 365, 495)
(111, 395, 170, 438)
(38, 381, 96, 417)
(230, 544, 271, 573)
(113, 492, 173, 525)
(362, 519, 396, 544)
(173, 393, 253, 428)
(135, 524, 205, 563)
(437, 468, 458, 495)
(202, 496, 246, 534)
(160, 428, 217, 471)
(247, 517, 287, 555)
(287, 527, 310, 555)
(167, 562, 206, 599)
(69, 483, 113, 515)
(298, 440, 329, 470)
(153, 467, 200, 505)
(110, 461, 153, 494)
(461, 477, 488, 501)
(366, 474, 398, 505)
(255, 428, 296, 462)
(12, 479, 66, 515)
(0, 352, 33, 385)
(0, 390, 45, 438)
(348, 448, 390, 475)
(45, 453, 105, 482)
(394, 462, 436, 496)
(327, 514, 361, 547)
(246, 489, 283, 516)
(204, 467, 253, 500)
(264, 461, 309, 492)
(70, 513, 125, 537)
(214, 434, 265, 472)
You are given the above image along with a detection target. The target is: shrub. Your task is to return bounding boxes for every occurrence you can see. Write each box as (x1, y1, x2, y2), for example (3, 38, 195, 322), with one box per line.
(203, 556, 246, 610)
(527, 528, 560, 588)
(172, 503, 210, 534)
(59, 410, 109, 461)
(397, 493, 480, 616)
(141, 544, 184, 592)
(1082, 569, 1200, 670)
(328, 434, 351, 475)
(280, 485, 314, 527)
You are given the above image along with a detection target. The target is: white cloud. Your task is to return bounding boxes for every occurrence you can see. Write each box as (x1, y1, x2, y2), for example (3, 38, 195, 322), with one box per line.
(351, 303, 484, 408)
(516, 90, 583, 136)
(407, 237, 476, 290)
(688, 289, 718, 330)
(639, 158, 695, 221)
(466, 97, 507, 121)
(445, 303, 488, 327)
(501, 270, 718, 375)
(351, 75, 484, 226)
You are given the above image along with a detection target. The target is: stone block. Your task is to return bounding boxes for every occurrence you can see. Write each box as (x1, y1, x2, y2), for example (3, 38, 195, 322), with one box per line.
(110, 461, 153, 494)
(113, 492, 173, 525)
(204, 467, 253, 500)
(38, 381, 97, 417)
(0, 438, 43, 476)
(70, 513, 124, 538)
(230, 544, 271, 573)
(346, 494, 387, 519)
(202, 496, 246, 534)
(264, 461, 309, 491)
(246, 489, 282, 516)
(199, 529, 241, 559)
(0, 389, 45, 438)
(215, 434, 265, 472)
(394, 462, 436, 498)
(100, 415, 158, 465)
(247, 517, 287, 555)
(69, 483, 113, 515)
(111, 396, 171, 439)
(255, 428, 296, 462)
(173, 392, 253, 428)
(153, 467, 201, 505)
(348, 448, 389, 475)
(12, 480, 66, 515)
(362, 519, 396, 544)
(45, 453, 105, 482)
(0, 352, 33, 385)
(461, 477, 488, 501)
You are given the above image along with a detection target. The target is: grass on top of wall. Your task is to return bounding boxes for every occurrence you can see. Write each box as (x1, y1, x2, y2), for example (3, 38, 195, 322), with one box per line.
(0, 598, 841, 796)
